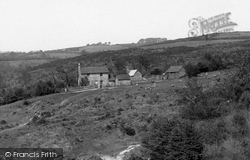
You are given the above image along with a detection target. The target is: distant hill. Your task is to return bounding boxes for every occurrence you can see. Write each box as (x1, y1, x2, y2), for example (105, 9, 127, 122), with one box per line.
(28, 31, 250, 78)
(57, 31, 250, 53)
(2, 31, 250, 69)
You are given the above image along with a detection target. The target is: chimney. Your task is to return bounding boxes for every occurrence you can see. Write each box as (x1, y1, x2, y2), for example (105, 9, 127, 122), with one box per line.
(78, 63, 81, 86)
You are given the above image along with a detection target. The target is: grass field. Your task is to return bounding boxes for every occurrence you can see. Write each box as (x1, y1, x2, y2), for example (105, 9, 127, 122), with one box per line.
(78, 45, 129, 53)
(141, 39, 247, 49)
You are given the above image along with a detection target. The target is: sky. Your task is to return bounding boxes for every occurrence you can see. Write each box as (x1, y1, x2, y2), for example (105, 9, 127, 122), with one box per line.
(0, 0, 249, 52)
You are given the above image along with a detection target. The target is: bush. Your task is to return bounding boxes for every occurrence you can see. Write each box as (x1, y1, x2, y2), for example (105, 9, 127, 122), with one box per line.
(197, 62, 209, 73)
(178, 78, 227, 120)
(184, 63, 200, 77)
(0, 120, 7, 125)
(238, 91, 250, 110)
(23, 100, 30, 105)
(118, 121, 136, 136)
(197, 119, 229, 145)
(14, 88, 24, 100)
(180, 102, 224, 120)
(232, 112, 249, 138)
(35, 80, 57, 96)
(141, 117, 203, 160)
(125, 92, 133, 99)
(147, 93, 160, 104)
(30, 116, 47, 125)
(86, 155, 102, 160)
(80, 76, 89, 86)
(150, 68, 162, 75)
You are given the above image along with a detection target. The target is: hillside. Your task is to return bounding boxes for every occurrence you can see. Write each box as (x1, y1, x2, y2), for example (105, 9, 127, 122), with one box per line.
(2, 32, 250, 103)
(2, 31, 250, 159)
(0, 74, 218, 159)
(28, 32, 250, 81)
(1, 67, 249, 159)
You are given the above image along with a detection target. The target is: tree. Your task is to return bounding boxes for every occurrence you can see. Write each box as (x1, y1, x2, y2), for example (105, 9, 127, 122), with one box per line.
(184, 63, 200, 77)
(80, 76, 89, 86)
(14, 88, 24, 100)
(150, 68, 162, 75)
(56, 66, 75, 88)
(35, 80, 57, 96)
(0, 74, 3, 88)
(114, 58, 127, 74)
(197, 62, 209, 72)
(138, 55, 150, 72)
(19, 69, 31, 87)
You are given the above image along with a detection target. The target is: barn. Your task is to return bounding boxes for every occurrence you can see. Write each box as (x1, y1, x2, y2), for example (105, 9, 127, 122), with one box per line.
(78, 63, 109, 88)
(164, 66, 186, 79)
(115, 74, 131, 86)
(128, 69, 143, 83)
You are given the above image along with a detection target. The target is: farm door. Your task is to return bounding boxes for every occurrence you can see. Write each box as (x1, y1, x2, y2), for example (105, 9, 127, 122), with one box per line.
(100, 80, 103, 89)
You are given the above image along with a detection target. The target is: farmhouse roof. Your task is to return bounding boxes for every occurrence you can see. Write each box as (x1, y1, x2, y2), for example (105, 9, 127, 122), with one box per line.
(116, 74, 131, 80)
(81, 67, 109, 74)
(128, 69, 138, 76)
(165, 66, 183, 73)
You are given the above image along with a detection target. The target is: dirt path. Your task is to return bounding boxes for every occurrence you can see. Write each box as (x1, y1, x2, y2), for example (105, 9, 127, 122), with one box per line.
(101, 144, 141, 160)
(0, 117, 33, 134)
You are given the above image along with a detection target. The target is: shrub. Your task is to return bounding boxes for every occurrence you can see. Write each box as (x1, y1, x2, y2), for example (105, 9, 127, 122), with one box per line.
(35, 80, 57, 96)
(180, 102, 223, 120)
(14, 88, 24, 100)
(23, 100, 30, 105)
(232, 112, 249, 138)
(86, 155, 102, 160)
(0, 120, 7, 125)
(93, 96, 101, 104)
(184, 63, 200, 77)
(80, 76, 89, 86)
(125, 92, 133, 99)
(150, 68, 162, 75)
(238, 91, 250, 110)
(147, 93, 160, 104)
(197, 62, 209, 73)
(30, 116, 47, 125)
(197, 119, 229, 145)
(119, 123, 136, 136)
(118, 119, 136, 136)
(178, 78, 227, 120)
(141, 117, 203, 160)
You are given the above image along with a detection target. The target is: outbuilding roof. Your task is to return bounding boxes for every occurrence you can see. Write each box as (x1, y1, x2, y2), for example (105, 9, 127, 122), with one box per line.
(116, 74, 131, 80)
(81, 67, 109, 74)
(165, 66, 183, 73)
(128, 70, 138, 76)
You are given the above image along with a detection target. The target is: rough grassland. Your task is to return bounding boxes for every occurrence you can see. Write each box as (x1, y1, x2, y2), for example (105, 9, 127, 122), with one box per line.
(0, 73, 224, 159)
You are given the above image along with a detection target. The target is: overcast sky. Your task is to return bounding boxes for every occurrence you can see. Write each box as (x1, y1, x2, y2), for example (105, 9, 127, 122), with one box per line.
(0, 0, 249, 52)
